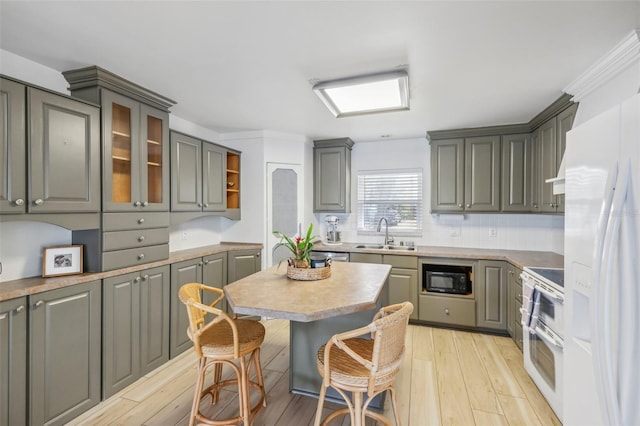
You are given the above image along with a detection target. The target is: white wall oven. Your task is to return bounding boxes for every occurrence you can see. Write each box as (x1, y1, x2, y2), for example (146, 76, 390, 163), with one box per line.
(521, 267, 564, 421)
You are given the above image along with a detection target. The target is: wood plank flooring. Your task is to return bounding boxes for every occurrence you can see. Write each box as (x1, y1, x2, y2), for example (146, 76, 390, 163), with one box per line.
(69, 319, 560, 425)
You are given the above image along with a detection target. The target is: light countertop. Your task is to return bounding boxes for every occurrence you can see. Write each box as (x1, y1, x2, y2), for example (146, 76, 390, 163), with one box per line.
(312, 242, 564, 270)
(0, 242, 262, 301)
(224, 262, 391, 322)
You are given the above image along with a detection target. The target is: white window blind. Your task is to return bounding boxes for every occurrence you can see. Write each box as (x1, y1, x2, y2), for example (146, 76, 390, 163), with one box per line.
(357, 169, 423, 235)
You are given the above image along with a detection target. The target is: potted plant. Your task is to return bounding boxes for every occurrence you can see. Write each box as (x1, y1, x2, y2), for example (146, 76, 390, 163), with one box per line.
(273, 223, 318, 268)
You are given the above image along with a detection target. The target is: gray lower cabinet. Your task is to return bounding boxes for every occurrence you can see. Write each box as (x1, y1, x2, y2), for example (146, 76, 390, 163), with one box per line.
(170, 131, 227, 213)
(349, 253, 418, 321)
(313, 138, 353, 213)
(227, 249, 261, 283)
(502, 133, 532, 212)
(507, 264, 523, 350)
(0, 297, 27, 426)
(102, 266, 170, 398)
(0, 78, 100, 215)
(29, 280, 101, 426)
(475, 260, 507, 331)
(170, 253, 228, 358)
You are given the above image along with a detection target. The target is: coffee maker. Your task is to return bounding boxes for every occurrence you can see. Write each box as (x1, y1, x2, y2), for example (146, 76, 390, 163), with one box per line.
(325, 216, 341, 244)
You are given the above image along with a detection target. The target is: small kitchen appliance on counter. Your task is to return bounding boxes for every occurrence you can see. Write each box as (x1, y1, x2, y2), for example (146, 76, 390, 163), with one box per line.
(324, 216, 342, 245)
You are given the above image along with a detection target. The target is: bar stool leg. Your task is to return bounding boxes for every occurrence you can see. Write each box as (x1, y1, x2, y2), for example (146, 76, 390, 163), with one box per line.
(313, 383, 328, 426)
(211, 363, 223, 404)
(190, 357, 207, 426)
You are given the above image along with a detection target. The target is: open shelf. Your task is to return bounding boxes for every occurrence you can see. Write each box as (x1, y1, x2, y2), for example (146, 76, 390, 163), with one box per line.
(226, 152, 240, 209)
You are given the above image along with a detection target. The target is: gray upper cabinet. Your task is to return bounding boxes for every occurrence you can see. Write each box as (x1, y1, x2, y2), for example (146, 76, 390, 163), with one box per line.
(29, 280, 101, 426)
(0, 77, 26, 214)
(430, 139, 464, 212)
(170, 131, 226, 212)
(313, 138, 353, 213)
(101, 90, 170, 212)
(28, 87, 101, 213)
(533, 103, 577, 214)
(475, 260, 507, 331)
(464, 136, 500, 212)
(0, 297, 28, 426)
(430, 136, 499, 212)
(0, 78, 100, 215)
(501, 133, 532, 212)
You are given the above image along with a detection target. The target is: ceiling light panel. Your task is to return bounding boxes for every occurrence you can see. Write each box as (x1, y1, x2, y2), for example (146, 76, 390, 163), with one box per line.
(313, 70, 409, 117)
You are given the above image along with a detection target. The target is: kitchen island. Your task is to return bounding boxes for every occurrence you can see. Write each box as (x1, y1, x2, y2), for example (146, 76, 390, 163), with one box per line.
(224, 261, 391, 401)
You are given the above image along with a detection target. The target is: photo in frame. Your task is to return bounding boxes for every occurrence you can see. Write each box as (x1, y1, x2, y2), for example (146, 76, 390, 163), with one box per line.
(42, 245, 83, 277)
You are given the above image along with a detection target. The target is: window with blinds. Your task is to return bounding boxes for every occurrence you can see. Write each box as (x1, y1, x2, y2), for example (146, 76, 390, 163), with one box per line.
(357, 169, 423, 235)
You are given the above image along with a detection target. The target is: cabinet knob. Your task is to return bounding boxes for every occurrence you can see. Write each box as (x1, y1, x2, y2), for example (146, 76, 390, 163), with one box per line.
(134, 201, 141, 207)
(134, 276, 141, 283)
(204, 203, 209, 208)
(444, 308, 450, 315)
(466, 204, 471, 208)
(142, 201, 148, 207)
(533, 204, 538, 208)
(138, 253, 145, 260)
(35, 300, 44, 308)
(34, 198, 44, 206)
(138, 236, 145, 242)
(138, 218, 145, 224)
(256, 253, 260, 257)
(197, 203, 203, 207)
(458, 204, 463, 208)
(142, 274, 149, 281)
(203, 260, 210, 265)
(198, 262, 203, 267)
(14, 198, 24, 206)
(16, 305, 25, 313)
(549, 203, 554, 207)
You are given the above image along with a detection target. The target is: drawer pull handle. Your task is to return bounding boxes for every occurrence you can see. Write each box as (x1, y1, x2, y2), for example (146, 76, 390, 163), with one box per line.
(16, 305, 25, 313)
(34, 198, 44, 206)
(134, 201, 141, 207)
(14, 198, 25, 206)
(444, 308, 450, 315)
(142, 201, 148, 207)
(138, 218, 145, 224)
(138, 253, 145, 260)
(138, 236, 145, 242)
(35, 300, 44, 308)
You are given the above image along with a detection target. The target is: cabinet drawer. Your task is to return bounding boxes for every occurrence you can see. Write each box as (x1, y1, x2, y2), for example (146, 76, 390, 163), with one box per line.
(103, 228, 169, 251)
(383, 254, 417, 269)
(102, 244, 169, 271)
(419, 295, 476, 327)
(350, 253, 382, 264)
(103, 212, 169, 231)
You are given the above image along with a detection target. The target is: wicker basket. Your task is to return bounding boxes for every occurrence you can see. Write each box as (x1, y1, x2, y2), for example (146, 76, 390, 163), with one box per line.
(287, 264, 331, 281)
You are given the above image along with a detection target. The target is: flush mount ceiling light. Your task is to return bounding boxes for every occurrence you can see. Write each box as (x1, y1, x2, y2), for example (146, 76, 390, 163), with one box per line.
(312, 70, 409, 118)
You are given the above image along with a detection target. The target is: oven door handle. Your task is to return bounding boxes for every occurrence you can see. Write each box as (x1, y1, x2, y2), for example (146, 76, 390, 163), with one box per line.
(533, 283, 564, 303)
(531, 325, 564, 350)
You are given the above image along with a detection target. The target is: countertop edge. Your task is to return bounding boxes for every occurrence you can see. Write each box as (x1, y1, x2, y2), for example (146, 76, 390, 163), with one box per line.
(0, 243, 263, 301)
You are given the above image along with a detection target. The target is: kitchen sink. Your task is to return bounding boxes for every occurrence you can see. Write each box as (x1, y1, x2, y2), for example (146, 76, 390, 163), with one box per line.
(354, 244, 416, 251)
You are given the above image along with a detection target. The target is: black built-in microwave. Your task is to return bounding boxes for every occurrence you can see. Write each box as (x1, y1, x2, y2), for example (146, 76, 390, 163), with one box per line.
(423, 264, 472, 295)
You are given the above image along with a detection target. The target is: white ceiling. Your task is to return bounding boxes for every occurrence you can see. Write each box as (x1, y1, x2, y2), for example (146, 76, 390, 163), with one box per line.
(1, 1, 639, 142)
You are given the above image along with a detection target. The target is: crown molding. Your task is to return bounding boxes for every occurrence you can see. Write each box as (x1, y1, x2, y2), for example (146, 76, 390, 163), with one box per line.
(564, 29, 640, 101)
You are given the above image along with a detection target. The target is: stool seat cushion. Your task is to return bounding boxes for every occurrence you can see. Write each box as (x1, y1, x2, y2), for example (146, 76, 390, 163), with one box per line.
(194, 319, 265, 358)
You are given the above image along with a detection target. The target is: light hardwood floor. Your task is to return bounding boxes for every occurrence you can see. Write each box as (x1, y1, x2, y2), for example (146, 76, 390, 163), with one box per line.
(69, 319, 560, 425)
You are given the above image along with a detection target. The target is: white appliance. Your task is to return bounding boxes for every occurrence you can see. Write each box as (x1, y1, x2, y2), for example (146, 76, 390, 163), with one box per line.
(564, 92, 640, 425)
(521, 267, 565, 420)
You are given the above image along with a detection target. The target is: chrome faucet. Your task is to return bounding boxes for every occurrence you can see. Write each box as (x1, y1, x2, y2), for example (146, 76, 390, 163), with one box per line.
(376, 217, 394, 246)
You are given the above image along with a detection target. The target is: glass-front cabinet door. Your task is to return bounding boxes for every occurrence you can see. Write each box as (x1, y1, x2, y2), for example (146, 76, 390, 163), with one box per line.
(102, 90, 168, 212)
(103, 90, 139, 211)
(140, 104, 169, 211)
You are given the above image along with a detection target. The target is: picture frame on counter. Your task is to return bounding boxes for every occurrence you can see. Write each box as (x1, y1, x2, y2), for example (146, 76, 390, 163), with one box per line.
(42, 244, 84, 277)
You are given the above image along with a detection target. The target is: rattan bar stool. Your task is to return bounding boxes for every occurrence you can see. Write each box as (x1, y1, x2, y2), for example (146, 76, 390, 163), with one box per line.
(179, 283, 266, 426)
(313, 302, 414, 426)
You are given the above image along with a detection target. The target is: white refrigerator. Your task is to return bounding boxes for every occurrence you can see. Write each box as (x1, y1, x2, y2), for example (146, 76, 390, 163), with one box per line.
(564, 92, 640, 425)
